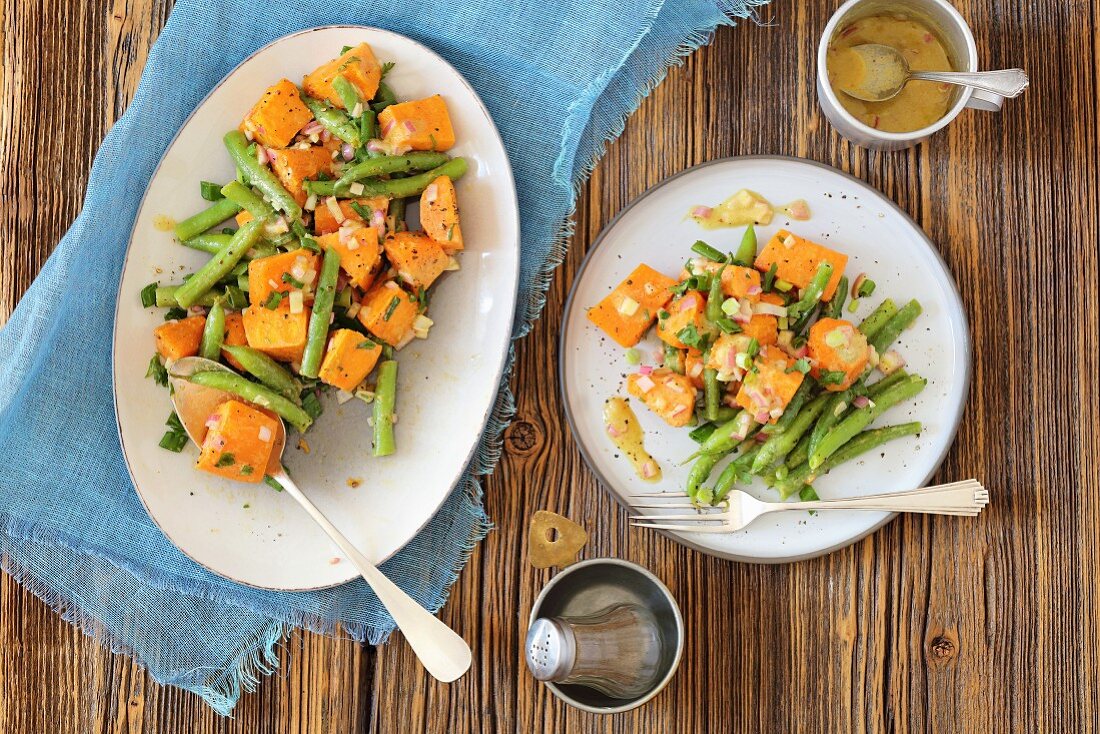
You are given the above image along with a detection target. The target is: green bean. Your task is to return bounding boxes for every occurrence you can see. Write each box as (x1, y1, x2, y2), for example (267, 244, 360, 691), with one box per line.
(181, 233, 232, 255)
(858, 298, 897, 338)
(221, 346, 301, 403)
(711, 405, 739, 423)
(332, 74, 361, 113)
(787, 262, 833, 321)
(807, 388, 857, 458)
(689, 422, 717, 444)
(305, 158, 468, 198)
(664, 344, 685, 374)
(751, 393, 830, 474)
(335, 152, 450, 187)
(706, 266, 726, 323)
(785, 432, 813, 470)
(387, 196, 407, 233)
(733, 224, 756, 267)
(825, 275, 849, 319)
(155, 285, 218, 308)
(869, 298, 922, 355)
(712, 444, 763, 503)
(778, 422, 923, 498)
(187, 370, 312, 433)
(173, 220, 263, 309)
(693, 409, 755, 457)
(199, 299, 225, 361)
(300, 248, 341, 378)
(220, 180, 275, 222)
(867, 369, 909, 398)
(691, 240, 726, 263)
(301, 96, 361, 147)
(360, 109, 377, 145)
(761, 379, 814, 435)
(703, 368, 721, 422)
(174, 198, 242, 242)
(371, 82, 397, 113)
(809, 376, 926, 469)
(687, 452, 725, 501)
(223, 130, 302, 221)
(373, 360, 398, 457)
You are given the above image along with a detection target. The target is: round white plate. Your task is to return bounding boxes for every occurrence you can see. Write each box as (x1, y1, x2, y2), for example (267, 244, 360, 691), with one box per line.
(113, 27, 519, 590)
(560, 157, 970, 564)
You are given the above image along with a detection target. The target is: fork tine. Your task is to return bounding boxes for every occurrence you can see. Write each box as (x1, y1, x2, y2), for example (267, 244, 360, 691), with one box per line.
(629, 512, 728, 522)
(630, 522, 732, 533)
(629, 502, 714, 510)
(626, 491, 684, 499)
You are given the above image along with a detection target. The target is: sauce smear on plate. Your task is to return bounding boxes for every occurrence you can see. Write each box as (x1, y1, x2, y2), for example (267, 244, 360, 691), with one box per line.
(604, 397, 661, 482)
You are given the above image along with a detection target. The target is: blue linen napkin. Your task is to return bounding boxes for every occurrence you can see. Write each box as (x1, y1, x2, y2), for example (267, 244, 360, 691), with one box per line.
(0, 0, 762, 714)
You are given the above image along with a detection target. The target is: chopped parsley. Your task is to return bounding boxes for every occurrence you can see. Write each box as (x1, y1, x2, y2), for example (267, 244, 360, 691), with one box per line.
(676, 324, 707, 350)
(146, 355, 168, 387)
(787, 358, 812, 375)
(446, 223, 456, 241)
(264, 291, 285, 310)
(380, 61, 395, 77)
(349, 201, 372, 220)
(763, 263, 778, 291)
(263, 475, 284, 492)
(819, 370, 846, 385)
(164, 306, 186, 321)
(357, 339, 377, 350)
(224, 286, 248, 310)
(158, 411, 188, 452)
(199, 181, 224, 201)
(301, 391, 323, 420)
(140, 282, 158, 308)
(215, 453, 236, 468)
(383, 295, 401, 321)
(715, 317, 741, 334)
(281, 272, 305, 289)
(415, 286, 430, 313)
(240, 465, 254, 476)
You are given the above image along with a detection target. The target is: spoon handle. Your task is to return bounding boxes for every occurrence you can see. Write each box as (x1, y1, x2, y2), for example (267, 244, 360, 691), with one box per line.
(272, 469, 472, 682)
(908, 68, 1029, 98)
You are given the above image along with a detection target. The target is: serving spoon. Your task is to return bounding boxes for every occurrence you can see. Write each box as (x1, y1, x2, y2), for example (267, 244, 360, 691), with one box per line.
(168, 357, 472, 683)
(838, 43, 1028, 102)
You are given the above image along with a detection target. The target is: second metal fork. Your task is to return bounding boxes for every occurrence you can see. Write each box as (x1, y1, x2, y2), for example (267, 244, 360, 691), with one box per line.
(629, 479, 988, 534)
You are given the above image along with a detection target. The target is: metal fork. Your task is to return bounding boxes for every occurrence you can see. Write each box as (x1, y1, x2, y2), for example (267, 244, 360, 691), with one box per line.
(629, 479, 988, 533)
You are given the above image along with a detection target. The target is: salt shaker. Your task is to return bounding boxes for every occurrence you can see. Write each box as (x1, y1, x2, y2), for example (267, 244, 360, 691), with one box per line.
(527, 603, 663, 698)
(524, 558, 684, 714)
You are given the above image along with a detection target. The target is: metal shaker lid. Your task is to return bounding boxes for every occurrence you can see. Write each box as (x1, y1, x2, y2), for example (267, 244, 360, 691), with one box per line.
(525, 617, 576, 681)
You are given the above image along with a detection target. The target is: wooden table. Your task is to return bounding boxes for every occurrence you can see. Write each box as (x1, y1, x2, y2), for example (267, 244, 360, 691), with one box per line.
(2, 0, 1095, 730)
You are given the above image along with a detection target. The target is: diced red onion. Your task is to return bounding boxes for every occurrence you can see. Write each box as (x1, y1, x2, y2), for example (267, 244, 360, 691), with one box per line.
(606, 424, 622, 438)
(321, 130, 331, 142)
(690, 206, 713, 218)
(205, 416, 220, 430)
(851, 273, 868, 298)
(367, 139, 385, 153)
(638, 365, 653, 376)
(635, 375, 656, 393)
(403, 120, 415, 132)
(853, 395, 870, 408)
(642, 461, 657, 479)
(381, 120, 395, 137)
(341, 143, 355, 161)
(256, 146, 269, 165)
(302, 121, 324, 135)
(746, 285, 762, 296)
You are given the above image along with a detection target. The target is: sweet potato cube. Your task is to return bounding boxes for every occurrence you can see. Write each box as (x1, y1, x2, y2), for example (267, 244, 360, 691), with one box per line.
(270, 145, 334, 205)
(735, 345, 805, 423)
(302, 43, 382, 110)
(242, 303, 310, 363)
(626, 368, 697, 427)
(239, 79, 313, 149)
(586, 264, 677, 348)
(681, 260, 763, 303)
(740, 293, 784, 347)
(312, 196, 388, 235)
(318, 329, 383, 392)
(195, 400, 280, 483)
(383, 231, 450, 289)
(754, 229, 848, 301)
(657, 292, 709, 349)
(808, 317, 870, 391)
(154, 316, 206, 360)
(683, 348, 705, 389)
(317, 228, 382, 290)
(419, 175, 463, 253)
(378, 95, 456, 152)
(357, 280, 418, 347)
(222, 312, 248, 371)
(248, 249, 321, 307)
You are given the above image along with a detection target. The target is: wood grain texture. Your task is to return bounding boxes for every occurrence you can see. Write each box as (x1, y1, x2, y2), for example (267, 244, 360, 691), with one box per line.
(0, 0, 1096, 731)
